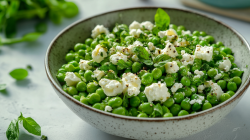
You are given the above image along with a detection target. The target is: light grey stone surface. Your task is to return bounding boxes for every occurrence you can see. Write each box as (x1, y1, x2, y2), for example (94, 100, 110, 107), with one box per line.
(0, 0, 250, 140)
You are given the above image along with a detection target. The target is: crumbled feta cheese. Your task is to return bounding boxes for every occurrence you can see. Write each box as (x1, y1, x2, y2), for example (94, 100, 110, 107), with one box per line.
(233, 68, 240, 71)
(122, 73, 141, 96)
(110, 52, 128, 65)
(99, 78, 123, 96)
(92, 44, 108, 63)
(182, 30, 192, 36)
(107, 34, 115, 38)
(116, 46, 130, 55)
(190, 95, 204, 105)
(91, 25, 110, 38)
(161, 42, 178, 58)
(214, 73, 222, 80)
(191, 87, 195, 92)
(219, 57, 231, 72)
(188, 72, 192, 75)
(64, 72, 81, 86)
(174, 38, 189, 47)
(158, 29, 178, 42)
(109, 47, 116, 55)
(181, 51, 195, 66)
(129, 29, 143, 38)
(105, 106, 112, 112)
(154, 48, 162, 56)
(133, 40, 143, 46)
(79, 59, 92, 70)
(129, 21, 142, 30)
(148, 42, 156, 51)
(132, 55, 139, 62)
(194, 45, 213, 62)
(205, 100, 209, 103)
(198, 85, 205, 93)
(171, 83, 183, 93)
(165, 61, 179, 73)
(141, 21, 154, 31)
(144, 82, 170, 103)
(205, 80, 224, 99)
(158, 31, 167, 38)
(93, 69, 105, 80)
(194, 70, 204, 76)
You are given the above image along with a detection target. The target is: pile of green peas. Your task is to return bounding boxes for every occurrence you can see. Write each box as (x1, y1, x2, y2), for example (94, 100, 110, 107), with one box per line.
(56, 22, 244, 118)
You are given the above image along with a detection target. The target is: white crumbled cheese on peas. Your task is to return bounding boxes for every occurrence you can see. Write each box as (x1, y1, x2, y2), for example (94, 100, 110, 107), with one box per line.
(182, 30, 192, 36)
(133, 40, 143, 46)
(93, 69, 105, 80)
(158, 29, 178, 42)
(129, 29, 143, 38)
(198, 85, 205, 93)
(148, 42, 156, 51)
(92, 44, 108, 63)
(190, 95, 204, 105)
(141, 21, 154, 31)
(132, 55, 139, 62)
(205, 100, 209, 103)
(214, 73, 222, 80)
(91, 25, 110, 38)
(105, 106, 112, 112)
(122, 73, 141, 96)
(188, 72, 192, 75)
(194, 70, 204, 76)
(171, 83, 183, 93)
(181, 51, 195, 66)
(99, 78, 123, 96)
(79, 59, 92, 70)
(116, 46, 130, 55)
(107, 33, 115, 38)
(129, 21, 142, 30)
(110, 52, 128, 65)
(109, 47, 116, 55)
(144, 82, 170, 103)
(158, 31, 167, 38)
(165, 61, 179, 73)
(194, 45, 213, 62)
(64, 72, 81, 86)
(219, 57, 231, 72)
(233, 68, 240, 71)
(174, 38, 189, 47)
(191, 87, 195, 92)
(205, 80, 224, 99)
(154, 48, 162, 56)
(161, 42, 178, 58)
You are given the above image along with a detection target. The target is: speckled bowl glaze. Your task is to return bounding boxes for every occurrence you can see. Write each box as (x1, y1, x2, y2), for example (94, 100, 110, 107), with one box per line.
(45, 7, 250, 140)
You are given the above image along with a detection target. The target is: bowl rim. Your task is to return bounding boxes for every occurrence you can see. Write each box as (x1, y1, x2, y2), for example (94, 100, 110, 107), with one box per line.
(45, 7, 250, 121)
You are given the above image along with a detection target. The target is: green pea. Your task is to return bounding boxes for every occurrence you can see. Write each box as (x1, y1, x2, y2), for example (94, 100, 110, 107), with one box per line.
(200, 31, 206, 37)
(202, 102, 212, 110)
(141, 73, 153, 85)
(179, 66, 188, 76)
(151, 36, 160, 45)
(92, 103, 105, 110)
(90, 40, 98, 49)
(152, 68, 162, 80)
(86, 93, 101, 105)
(231, 63, 238, 69)
(65, 53, 75, 62)
(227, 82, 237, 91)
(184, 87, 192, 97)
(163, 113, 173, 117)
(192, 30, 200, 36)
(73, 95, 80, 101)
(177, 25, 185, 31)
(178, 110, 189, 116)
(67, 86, 78, 96)
(207, 68, 217, 78)
(219, 93, 231, 102)
(181, 76, 191, 86)
(217, 80, 226, 89)
(221, 47, 232, 54)
(112, 107, 127, 115)
(65, 64, 75, 72)
(181, 98, 191, 111)
(163, 97, 175, 108)
(169, 24, 177, 30)
(192, 103, 201, 111)
(226, 91, 235, 97)
(129, 96, 141, 107)
(170, 104, 181, 116)
(132, 62, 142, 73)
(211, 44, 219, 48)
(191, 64, 201, 73)
(56, 73, 65, 83)
(128, 107, 138, 116)
(230, 69, 243, 78)
(124, 69, 131, 73)
(207, 93, 218, 105)
(204, 35, 214, 43)
(164, 76, 175, 87)
(137, 112, 148, 118)
(199, 40, 208, 46)
(174, 92, 184, 103)
(108, 97, 123, 108)
(79, 92, 88, 97)
(84, 70, 94, 82)
(96, 88, 106, 100)
(216, 41, 224, 47)
(74, 43, 86, 51)
(138, 70, 148, 78)
(232, 76, 242, 86)
(76, 81, 87, 92)
(58, 68, 66, 73)
(162, 106, 170, 114)
(78, 49, 86, 57)
(85, 38, 93, 46)
(80, 96, 88, 105)
(62, 84, 68, 92)
(138, 103, 154, 115)
(138, 92, 148, 102)
(87, 82, 99, 93)
(227, 54, 234, 63)
(159, 66, 165, 74)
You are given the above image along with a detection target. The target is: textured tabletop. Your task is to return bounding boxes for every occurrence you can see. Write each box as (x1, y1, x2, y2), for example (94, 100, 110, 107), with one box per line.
(1, 0, 250, 140)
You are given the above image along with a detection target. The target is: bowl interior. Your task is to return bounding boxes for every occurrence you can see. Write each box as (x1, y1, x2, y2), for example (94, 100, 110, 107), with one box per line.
(46, 7, 250, 115)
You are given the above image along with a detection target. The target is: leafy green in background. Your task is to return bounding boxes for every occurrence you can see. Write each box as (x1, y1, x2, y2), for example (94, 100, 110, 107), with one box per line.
(6, 113, 42, 140)
(0, 0, 79, 45)
(152, 8, 170, 35)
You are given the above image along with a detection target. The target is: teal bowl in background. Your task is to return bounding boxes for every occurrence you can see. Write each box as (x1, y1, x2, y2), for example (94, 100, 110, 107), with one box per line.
(200, 0, 250, 9)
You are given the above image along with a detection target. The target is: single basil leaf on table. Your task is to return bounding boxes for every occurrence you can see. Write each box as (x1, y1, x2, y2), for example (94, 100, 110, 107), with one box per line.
(155, 8, 170, 30)
(0, 83, 6, 90)
(22, 117, 41, 136)
(9, 68, 28, 80)
(6, 119, 19, 140)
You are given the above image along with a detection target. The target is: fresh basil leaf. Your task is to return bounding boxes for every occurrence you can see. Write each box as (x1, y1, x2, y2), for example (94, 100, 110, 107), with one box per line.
(22, 117, 41, 136)
(153, 54, 170, 63)
(141, 59, 153, 66)
(152, 26, 160, 36)
(0, 84, 6, 91)
(22, 32, 42, 42)
(9, 68, 28, 80)
(154, 59, 172, 68)
(35, 22, 47, 33)
(133, 46, 150, 60)
(26, 65, 32, 70)
(155, 8, 170, 30)
(98, 65, 109, 72)
(6, 119, 19, 140)
(117, 59, 130, 69)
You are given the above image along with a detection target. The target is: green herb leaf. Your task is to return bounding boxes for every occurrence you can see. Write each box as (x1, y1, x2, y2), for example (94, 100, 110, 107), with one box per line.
(154, 103, 163, 117)
(141, 59, 153, 66)
(9, 68, 28, 80)
(0, 84, 6, 91)
(133, 46, 150, 60)
(22, 32, 42, 42)
(6, 119, 19, 140)
(153, 54, 170, 63)
(154, 59, 172, 68)
(98, 65, 110, 72)
(117, 59, 130, 69)
(155, 8, 170, 30)
(41, 135, 47, 140)
(60, 2, 79, 18)
(18, 113, 41, 136)
(35, 22, 47, 33)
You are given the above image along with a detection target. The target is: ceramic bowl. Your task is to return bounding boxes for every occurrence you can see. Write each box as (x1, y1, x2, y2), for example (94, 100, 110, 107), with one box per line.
(45, 7, 250, 140)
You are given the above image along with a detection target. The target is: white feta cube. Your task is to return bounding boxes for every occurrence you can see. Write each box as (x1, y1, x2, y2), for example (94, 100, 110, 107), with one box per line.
(79, 60, 92, 70)
(122, 73, 141, 96)
(91, 25, 110, 38)
(144, 82, 170, 103)
(194, 45, 213, 62)
(165, 61, 179, 73)
(110, 52, 128, 65)
(99, 78, 123, 96)
(64, 72, 81, 86)
(219, 57, 231, 72)
(92, 44, 108, 63)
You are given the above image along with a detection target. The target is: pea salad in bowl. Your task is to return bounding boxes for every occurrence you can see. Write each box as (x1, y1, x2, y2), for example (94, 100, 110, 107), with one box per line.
(45, 7, 250, 139)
